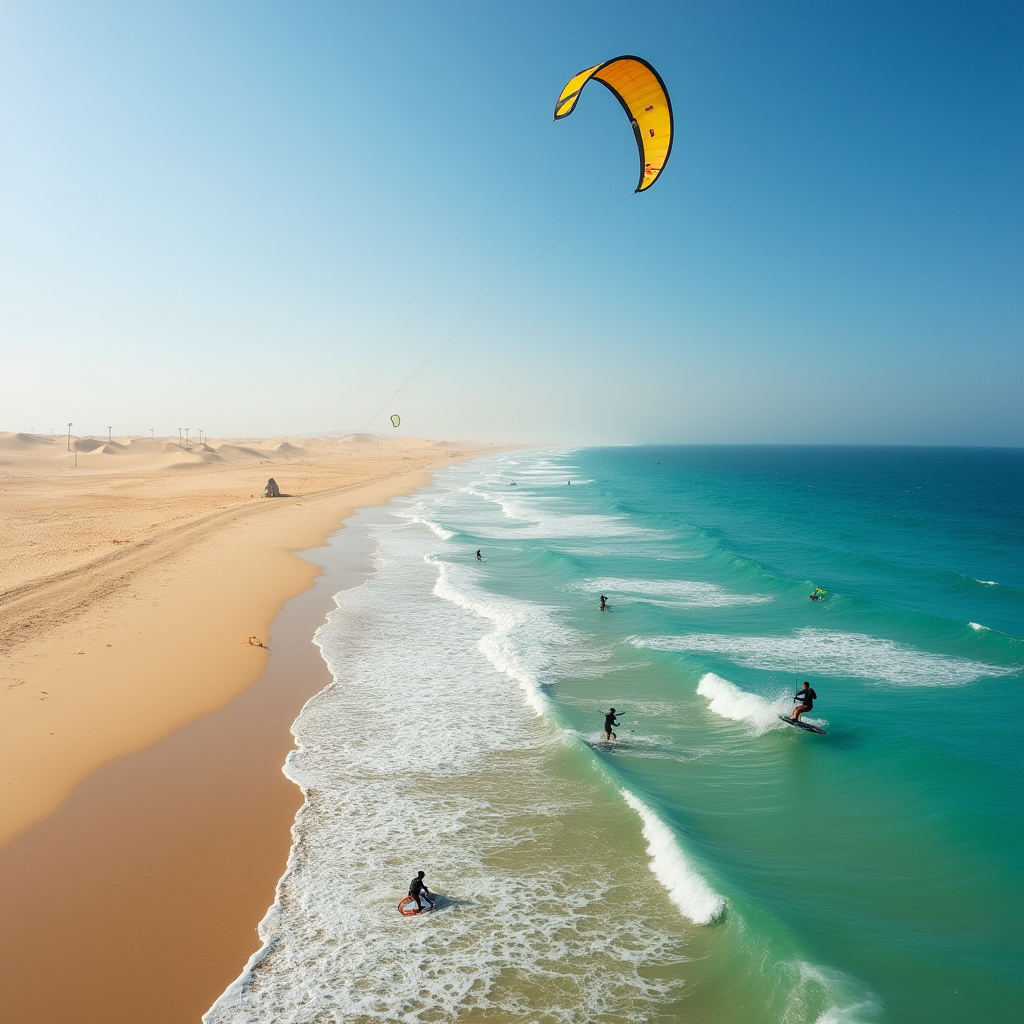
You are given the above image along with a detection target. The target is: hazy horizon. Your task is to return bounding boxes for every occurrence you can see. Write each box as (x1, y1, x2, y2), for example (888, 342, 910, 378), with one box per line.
(2, 1, 1021, 446)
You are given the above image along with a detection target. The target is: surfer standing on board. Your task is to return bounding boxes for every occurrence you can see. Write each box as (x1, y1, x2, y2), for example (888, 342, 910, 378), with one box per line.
(603, 708, 621, 741)
(792, 682, 817, 722)
(408, 871, 434, 911)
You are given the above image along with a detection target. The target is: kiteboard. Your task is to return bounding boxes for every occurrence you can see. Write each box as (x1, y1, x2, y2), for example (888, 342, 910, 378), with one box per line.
(778, 715, 826, 736)
(397, 894, 435, 917)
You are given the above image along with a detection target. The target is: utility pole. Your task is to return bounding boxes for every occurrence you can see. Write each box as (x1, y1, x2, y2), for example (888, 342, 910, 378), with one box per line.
(179, 428, 182, 448)
(108, 426, 112, 442)
(185, 428, 190, 450)
(150, 429, 154, 438)
(67, 423, 73, 451)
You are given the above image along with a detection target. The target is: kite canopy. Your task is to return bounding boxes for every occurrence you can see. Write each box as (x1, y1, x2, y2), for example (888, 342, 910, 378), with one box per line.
(554, 56, 673, 193)
(390, 414, 401, 427)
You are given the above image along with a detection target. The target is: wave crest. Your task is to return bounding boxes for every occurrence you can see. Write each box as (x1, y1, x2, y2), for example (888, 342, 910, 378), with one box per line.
(620, 789, 725, 925)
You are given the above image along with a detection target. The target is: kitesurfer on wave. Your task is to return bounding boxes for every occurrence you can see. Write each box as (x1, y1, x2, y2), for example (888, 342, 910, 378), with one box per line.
(791, 682, 817, 722)
(408, 870, 434, 911)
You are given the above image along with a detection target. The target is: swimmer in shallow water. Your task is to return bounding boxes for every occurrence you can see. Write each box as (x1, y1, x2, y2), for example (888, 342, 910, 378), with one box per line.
(476, 549, 482, 562)
(599, 595, 607, 611)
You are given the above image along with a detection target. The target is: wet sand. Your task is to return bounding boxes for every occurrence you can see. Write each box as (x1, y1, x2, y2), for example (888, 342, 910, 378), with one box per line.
(0, 522, 373, 1023)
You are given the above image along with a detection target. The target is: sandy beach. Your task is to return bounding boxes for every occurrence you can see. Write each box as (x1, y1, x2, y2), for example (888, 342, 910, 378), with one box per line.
(0, 432, 494, 1021)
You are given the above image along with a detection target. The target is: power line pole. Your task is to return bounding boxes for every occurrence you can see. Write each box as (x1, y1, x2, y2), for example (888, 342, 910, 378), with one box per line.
(67, 423, 73, 451)
(179, 428, 182, 448)
(107, 426, 112, 442)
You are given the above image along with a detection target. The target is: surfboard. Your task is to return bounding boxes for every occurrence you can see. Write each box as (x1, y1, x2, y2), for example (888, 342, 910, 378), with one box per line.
(397, 895, 436, 916)
(778, 715, 827, 735)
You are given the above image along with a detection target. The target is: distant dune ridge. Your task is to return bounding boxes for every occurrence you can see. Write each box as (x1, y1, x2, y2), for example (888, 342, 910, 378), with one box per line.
(0, 431, 438, 474)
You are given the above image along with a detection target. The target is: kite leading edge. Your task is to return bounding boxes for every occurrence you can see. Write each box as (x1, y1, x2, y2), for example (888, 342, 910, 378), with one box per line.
(554, 55, 673, 193)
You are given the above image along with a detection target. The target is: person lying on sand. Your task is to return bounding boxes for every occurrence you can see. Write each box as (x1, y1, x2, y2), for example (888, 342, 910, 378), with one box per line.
(408, 871, 434, 911)
(603, 708, 620, 741)
(792, 682, 817, 722)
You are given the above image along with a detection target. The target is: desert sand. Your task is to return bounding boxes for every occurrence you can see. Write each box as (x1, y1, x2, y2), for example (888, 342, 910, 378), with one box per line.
(0, 431, 495, 848)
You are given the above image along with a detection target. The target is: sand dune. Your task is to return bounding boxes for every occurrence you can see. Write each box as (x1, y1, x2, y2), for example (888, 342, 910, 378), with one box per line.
(0, 432, 56, 450)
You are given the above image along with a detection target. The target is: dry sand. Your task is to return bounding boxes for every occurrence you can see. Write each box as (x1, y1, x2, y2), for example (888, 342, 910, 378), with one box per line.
(0, 431, 495, 847)
(0, 516, 369, 1022)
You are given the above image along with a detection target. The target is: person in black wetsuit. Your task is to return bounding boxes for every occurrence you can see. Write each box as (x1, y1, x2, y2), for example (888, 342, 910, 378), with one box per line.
(599, 595, 607, 611)
(408, 870, 434, 911)
(476, 549, 482, 562)
(603, 708, 620, 741)
(792, 682, 817, 722)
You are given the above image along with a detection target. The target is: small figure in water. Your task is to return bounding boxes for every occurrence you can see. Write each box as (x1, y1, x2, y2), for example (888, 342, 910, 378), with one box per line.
(603, 707, 621, 741)
(408, 870, 434, 911)
(808, 588, 827, 602)
(567, 479, 571, 485)
(476, 549, 482, 562)
(599, 595, 608, 611)
(791, 681, 817, 722)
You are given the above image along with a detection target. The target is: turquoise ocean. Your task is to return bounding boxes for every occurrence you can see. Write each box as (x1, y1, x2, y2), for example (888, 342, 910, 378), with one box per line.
(208, 446, 1023, 1024)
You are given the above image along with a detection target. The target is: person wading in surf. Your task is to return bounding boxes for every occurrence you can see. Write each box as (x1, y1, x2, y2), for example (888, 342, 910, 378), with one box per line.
(603, 708, 621, 741)
(408, 870, 434, 911)
(792, 682, 817, 722)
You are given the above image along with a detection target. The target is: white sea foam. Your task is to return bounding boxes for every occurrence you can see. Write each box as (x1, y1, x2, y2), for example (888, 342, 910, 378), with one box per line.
(581, 576, 771, 607)
(429, 556, 573, 716)
(206, 515, 692, 1024)
(388, 499, 457, 540)
(620, 789, 725, 925)
(633, 628, 1012, 687)
(968, 622, 987, 631)
(412, 515, 454, 540)
(782, 961, 880, 1024)
(696, 672, 792, 734)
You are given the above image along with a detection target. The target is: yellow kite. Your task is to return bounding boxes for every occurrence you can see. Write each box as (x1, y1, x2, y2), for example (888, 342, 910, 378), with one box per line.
(554, 56, 673, 193)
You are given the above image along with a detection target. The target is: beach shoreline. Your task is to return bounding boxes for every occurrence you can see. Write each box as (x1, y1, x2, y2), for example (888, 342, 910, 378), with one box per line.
(0, 434, 496, 847)
(0, 439, 495, 1022)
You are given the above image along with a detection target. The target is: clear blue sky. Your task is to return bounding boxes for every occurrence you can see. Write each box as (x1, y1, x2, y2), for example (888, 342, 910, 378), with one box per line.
(1, 1, 1021, 444)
